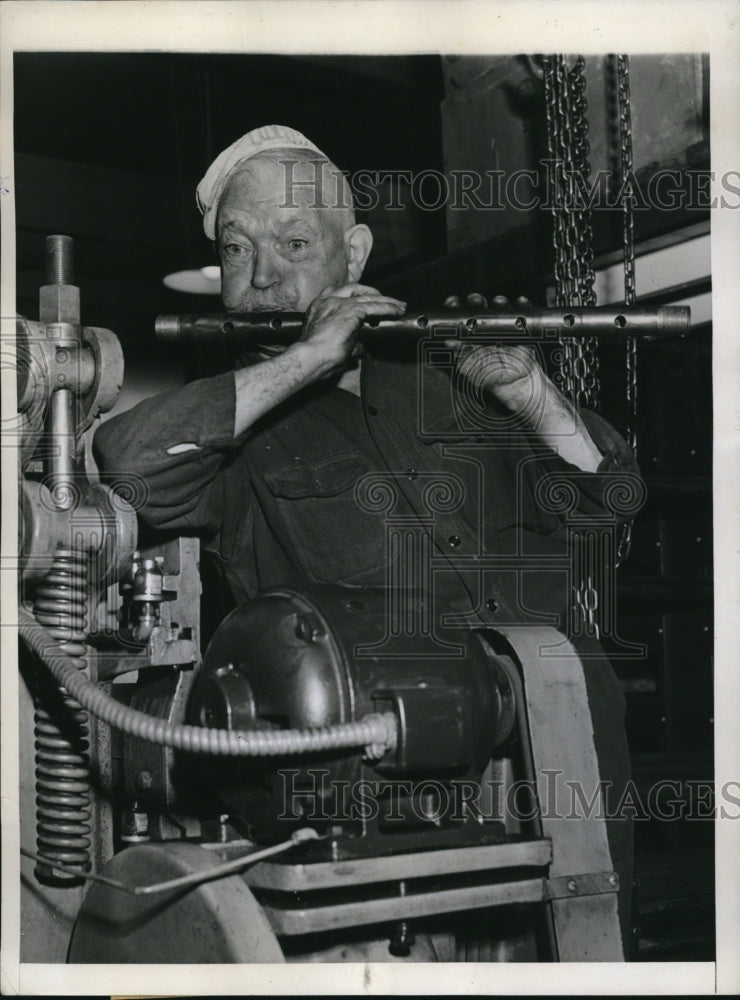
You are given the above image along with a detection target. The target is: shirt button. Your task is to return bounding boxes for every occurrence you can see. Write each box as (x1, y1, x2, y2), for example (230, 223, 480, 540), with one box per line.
(368, 405, 378, 416)
(448, 534, 462, 547)
(486, 598, 499, 612)
(406, 469, 418, 480)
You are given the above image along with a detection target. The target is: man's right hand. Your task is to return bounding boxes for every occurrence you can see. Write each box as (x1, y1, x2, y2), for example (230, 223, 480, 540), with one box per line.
(234, 284, 404, 437)
(296, 283, 406, 379)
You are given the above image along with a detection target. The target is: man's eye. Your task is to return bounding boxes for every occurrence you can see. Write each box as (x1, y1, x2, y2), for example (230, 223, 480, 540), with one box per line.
(222, 243, 249, 258)
(287, 239, 308, 252)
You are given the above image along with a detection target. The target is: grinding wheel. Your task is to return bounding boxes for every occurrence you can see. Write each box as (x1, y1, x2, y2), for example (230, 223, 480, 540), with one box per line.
(67, 842, 284, 963)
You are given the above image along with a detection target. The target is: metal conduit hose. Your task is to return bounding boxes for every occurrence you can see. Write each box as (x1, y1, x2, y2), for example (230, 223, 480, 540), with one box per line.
(18, 608, 397, 759)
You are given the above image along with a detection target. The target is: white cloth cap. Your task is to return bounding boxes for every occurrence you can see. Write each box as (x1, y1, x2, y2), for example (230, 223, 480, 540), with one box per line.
(196, 125, 327, 240)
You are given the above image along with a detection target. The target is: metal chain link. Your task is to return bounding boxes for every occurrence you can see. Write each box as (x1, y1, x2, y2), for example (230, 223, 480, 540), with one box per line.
(542, 54, 600, 410)
(542, 58, 573, 390)
(542, 54, 601, 636)
(544, 57, 577, 399)
(571, 529, 602, 641)
(568, 58, 600, 408)
(616, 53, 638, 567)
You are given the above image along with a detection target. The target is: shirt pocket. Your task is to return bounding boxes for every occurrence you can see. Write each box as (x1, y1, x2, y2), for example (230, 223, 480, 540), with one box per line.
(265, 453, 365, 499)
(263, 452, 388, 585)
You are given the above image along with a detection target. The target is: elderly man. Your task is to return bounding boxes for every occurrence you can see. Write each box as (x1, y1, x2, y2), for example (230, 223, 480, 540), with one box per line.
(94, 124, 635, 953)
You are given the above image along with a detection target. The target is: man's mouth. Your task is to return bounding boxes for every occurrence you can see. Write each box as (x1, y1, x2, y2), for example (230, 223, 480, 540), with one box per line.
(241, 297, 298, 313)
(224, 296, 298, 314)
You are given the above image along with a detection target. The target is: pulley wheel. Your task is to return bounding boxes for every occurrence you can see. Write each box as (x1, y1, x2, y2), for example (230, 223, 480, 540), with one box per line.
(67, 842, 284, 963)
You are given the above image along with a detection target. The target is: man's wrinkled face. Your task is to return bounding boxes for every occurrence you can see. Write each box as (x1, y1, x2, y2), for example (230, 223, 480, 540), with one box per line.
(217, 156, 351, 312)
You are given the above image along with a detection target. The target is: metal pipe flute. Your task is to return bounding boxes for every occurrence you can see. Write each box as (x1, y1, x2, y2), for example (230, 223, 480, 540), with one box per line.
(156, 305, 690, 345)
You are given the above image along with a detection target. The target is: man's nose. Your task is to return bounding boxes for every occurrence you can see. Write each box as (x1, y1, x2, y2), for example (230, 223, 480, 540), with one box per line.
(251, 244, 281, 288)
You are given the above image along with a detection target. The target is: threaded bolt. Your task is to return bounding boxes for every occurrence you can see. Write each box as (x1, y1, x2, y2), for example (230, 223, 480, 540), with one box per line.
(45, 235, 74, 284)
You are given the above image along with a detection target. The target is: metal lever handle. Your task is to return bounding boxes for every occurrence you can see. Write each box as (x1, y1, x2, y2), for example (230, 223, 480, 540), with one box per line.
(155, 305, 690, 345)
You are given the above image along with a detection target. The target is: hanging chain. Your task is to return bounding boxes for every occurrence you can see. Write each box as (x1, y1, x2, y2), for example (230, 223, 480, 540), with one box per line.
(543, 57, 576, 399)
(542, 54, 600, 410)
(615, 53, 638, 567)
(567, 57, 600, 409)
(542, 54, 601, 638)
(575, 568, 600, 639)
(618, 54, 637, 441)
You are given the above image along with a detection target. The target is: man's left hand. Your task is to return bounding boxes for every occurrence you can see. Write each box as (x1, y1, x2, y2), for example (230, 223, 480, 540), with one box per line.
(443, 292, 547, 413)
(444, 292, 605, 471)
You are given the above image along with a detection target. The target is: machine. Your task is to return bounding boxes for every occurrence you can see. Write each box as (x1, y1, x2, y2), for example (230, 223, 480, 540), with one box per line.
(15, 234, 687, 964)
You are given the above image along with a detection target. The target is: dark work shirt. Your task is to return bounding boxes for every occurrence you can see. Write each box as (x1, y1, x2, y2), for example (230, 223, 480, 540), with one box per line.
(93, 345, 639, 637)
(93, 343, 638, 944)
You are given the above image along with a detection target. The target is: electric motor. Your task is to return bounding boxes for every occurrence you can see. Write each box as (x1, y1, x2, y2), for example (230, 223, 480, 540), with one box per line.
(188, 584, 516, 843)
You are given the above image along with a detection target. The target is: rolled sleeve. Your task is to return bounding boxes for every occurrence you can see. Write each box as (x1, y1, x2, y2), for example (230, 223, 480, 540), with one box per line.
(93, 372, 238, 533)
(582, 409, 639, 476)
(530, 408, 644, 525)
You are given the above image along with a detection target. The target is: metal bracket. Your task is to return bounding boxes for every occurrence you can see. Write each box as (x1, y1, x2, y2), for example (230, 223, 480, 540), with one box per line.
(544, 871, 620, 901)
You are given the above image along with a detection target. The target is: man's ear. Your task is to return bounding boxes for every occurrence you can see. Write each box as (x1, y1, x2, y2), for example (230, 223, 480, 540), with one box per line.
(344, 224, 373, 283)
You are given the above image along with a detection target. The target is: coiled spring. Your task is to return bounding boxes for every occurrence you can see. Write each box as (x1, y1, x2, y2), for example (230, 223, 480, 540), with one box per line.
(32, 548, 92, 885)
(20, 605, 398, 761)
